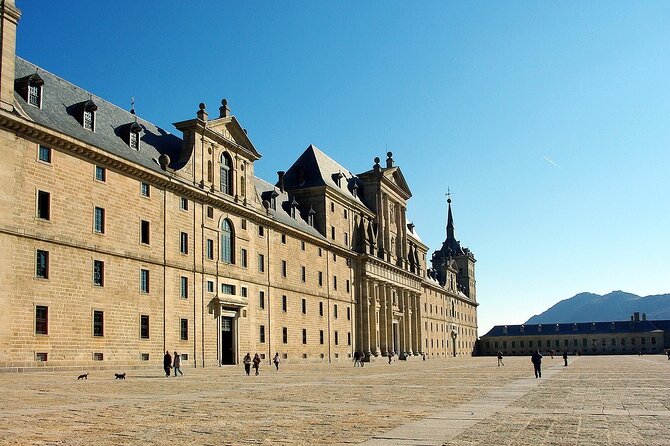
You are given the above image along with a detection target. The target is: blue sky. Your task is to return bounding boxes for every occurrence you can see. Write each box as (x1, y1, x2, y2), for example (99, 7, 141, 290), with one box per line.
(15, 1, 670, 334)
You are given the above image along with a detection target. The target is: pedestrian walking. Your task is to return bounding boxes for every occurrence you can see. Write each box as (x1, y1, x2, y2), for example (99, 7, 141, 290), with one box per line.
(531, 350, 543, 378)
(666, 349, 670, 360)
(388, 351, 393, 364)
(163, 351, 172, 377)
(252, 353, 261, 376)
(273, 352, 280, 371)
(173, 351, 183, 376)
(243, 353, 252, 376)
(497, 351, 504, 366)
(353, 350, 361, 367)
(562, 350, 568, 367)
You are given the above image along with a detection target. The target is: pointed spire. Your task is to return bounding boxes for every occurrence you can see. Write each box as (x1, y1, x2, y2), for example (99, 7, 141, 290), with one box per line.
(446, 188, 455, 240)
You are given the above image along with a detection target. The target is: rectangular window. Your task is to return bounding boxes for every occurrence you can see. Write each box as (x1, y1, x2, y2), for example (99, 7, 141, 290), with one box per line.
(221, 284, 235, 295)
(140, 315, 149, 339)
(140, 182, 150, 197)
(320, 330, 324, 345)
(331, 226, 335, 240)
(282, 295, 287, 312)
(301, 266, 306, 282)
(95, 165, 106, 182)
(141, 220, 150, 244)
(94, 207, 105, 233)
(302, 298, 306, 314)
(129, 130, 139, 149)
(28, 84, 41, 107)
(36, 352, 48, 361)
(180, 197, 188, 210)
(180, 276, 188, 299)
(36, 250, 49, 279)
(93, 310, 104, 337)
(330, 202, 335, 212)
(283, 327, 288, 344)
(301, 241, 305, 251)
(348, 332, 351, 346)
(35, 305, 48, 335)
(318, 271, 323, 286)
(206, 239, 214, 260)
(241, 219, 247, 230)
(333, 276, 337, 290)
(281, 260, 287, 277)
(319, 301, 324, 316)
(344, 232, 349, 246)
(258, 225, 264, 237)
(180, 319, 188, 340)
(140, 269, 150, 293)
(37, 190, 50, 220)
(281, 234, 286, 244)
(302, 329, 307, 344)
(93, 260, 104, 287)
(241, 248, 248, 268)
(344, 209, 348, 219)
(180, 232, 188, 254)
(259, 325, 266, 343)
(83, 110, 94, 131)
(334, 304, 338, 318)
(346, 280, 350, 293)
(347, 307, 351, 321)
(206, 206, 214, 219)
(318, 247, 322, 257)
(259, 291, 265, 309)
(38, 145, 51, 163)
(93, 352, 104, 361)
(334, 331, 339, 345)
(241, 287, 247, 297)
(258, 254, 265, 272)
(207, 280, 214, 293)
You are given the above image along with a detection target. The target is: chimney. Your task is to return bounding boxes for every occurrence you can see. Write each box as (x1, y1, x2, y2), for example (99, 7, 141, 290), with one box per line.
(634, 312, 640, 322)
(386, 151, 394, 168)
(219, 98, 230, 118)
(0, 0, 21, 112)
(642, 313, 647, 321)
(196, 103, 208, 121)
(277, 171, 285, 193)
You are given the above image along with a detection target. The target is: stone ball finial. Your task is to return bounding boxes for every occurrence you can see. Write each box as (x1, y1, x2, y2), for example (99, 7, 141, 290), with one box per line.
(387, 151, 393, 158)
(222, 99, 227, 107)
(158, 153, 170, 171)
(374, 157, 380, 164)
(199, 103, 206, 110)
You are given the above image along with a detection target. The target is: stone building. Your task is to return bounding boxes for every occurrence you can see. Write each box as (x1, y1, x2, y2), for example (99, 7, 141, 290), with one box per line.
(479, 313, 668, 356)
(0, 0, 478, 370)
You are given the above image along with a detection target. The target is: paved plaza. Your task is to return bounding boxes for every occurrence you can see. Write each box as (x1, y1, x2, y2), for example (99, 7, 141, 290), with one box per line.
(1, 354, 669, 445)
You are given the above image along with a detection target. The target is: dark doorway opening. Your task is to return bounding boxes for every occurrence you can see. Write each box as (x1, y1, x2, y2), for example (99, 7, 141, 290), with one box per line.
(221, 316, 235, 365)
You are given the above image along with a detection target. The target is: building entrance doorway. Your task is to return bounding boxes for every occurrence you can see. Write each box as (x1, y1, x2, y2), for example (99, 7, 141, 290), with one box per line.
(221, 316, 235, 365)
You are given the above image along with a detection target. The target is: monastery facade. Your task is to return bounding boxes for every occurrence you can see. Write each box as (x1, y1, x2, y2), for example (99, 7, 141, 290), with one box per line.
(0, 0, 478, 370)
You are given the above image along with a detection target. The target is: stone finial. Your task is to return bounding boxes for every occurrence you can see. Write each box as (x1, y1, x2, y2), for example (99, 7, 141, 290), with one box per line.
(158, 154, 170, 171)
(219, 99, 230, 118)
(373, 156, 381, 173)
(197, 103, 208, 121)
(386, 151, 394, 168)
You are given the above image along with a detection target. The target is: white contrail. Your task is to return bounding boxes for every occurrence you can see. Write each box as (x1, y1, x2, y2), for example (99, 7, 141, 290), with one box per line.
(543, 156, 559, 167)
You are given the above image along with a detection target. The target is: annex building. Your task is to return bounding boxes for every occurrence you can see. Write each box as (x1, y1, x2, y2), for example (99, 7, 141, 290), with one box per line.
(479, 312, 669, 356)
(0, 0, 478, 371)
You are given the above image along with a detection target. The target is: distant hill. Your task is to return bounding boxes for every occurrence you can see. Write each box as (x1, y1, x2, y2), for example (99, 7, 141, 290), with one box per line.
(525, 291, 670, 324)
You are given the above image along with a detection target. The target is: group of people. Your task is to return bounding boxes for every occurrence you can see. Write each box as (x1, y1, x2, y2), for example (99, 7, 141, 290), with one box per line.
(163, 351, 184, 377)
(495, 349, 569, 378)
(242, 352, 281, 375)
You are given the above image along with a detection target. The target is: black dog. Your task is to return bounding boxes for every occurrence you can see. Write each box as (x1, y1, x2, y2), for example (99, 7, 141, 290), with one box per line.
(114, 373, 126, 380)
(77, 373, 88, 380)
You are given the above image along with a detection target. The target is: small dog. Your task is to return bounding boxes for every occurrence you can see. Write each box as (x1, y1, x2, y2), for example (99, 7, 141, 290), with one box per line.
(114, 373, 126, 380)
(77, 373, 88, 380)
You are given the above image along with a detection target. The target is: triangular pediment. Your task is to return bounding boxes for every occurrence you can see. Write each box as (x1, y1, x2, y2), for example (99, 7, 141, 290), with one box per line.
(207, 116, 260, 159)
(382, 166, 412, 199)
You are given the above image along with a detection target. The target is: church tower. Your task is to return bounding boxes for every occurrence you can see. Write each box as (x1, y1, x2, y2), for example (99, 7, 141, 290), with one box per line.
(431, 195, 476, 300)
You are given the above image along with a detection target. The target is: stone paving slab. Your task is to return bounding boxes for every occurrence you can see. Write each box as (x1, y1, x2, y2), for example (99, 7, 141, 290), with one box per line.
(0, 355, 668, 445)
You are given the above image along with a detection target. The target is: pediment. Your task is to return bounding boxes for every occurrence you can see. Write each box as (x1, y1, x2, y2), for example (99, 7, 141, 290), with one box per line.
(207, 116, 260, 159)
(382, 167, 412, 199)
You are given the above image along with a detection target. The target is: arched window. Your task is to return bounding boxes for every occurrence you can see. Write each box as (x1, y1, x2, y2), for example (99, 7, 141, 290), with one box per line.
(220, 153, 233, 195)
(220, 219, 234, 263)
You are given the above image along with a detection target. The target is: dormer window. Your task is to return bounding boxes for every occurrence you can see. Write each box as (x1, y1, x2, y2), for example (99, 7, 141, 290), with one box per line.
(81, 100, 98, 132)
(307, 207, 316, 227)
(129, 121, 142, 150)
(555, 324, 560, 332)
(520, 325, 525, 333)
(270, 191, 278, 210)
(290, 197, 299, 219)
(16, 73, 44, 108)
(537, 324, 542, 332)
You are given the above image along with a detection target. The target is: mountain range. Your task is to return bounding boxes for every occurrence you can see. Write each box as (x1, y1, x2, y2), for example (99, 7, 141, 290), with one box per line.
(525, 291, 670, 324)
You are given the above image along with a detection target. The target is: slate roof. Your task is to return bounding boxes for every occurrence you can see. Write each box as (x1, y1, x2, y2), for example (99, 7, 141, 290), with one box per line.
(253, 177, 327, 240)
(14, 57, 183, 172)
(281, 144, 367, 207)
(482, 320, 668, 338)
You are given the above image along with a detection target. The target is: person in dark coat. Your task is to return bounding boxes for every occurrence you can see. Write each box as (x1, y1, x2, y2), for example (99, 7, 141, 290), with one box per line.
(252, 353, 261, 376)
(497, 351, 504, 366)
(243, 353, 252, 376)
(531, 350, 543, 378)
(562, 350, 568, 367)
(273, 352, 280, 371)
(163, 351, 172, 377)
